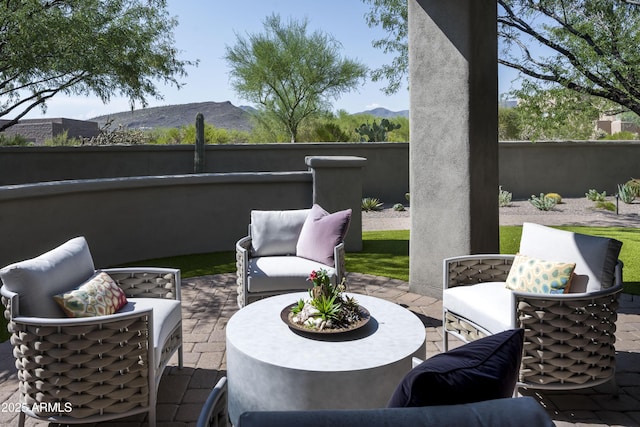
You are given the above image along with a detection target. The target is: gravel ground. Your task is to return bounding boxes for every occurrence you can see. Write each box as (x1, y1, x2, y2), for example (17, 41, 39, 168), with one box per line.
(362, 198, 640, 231)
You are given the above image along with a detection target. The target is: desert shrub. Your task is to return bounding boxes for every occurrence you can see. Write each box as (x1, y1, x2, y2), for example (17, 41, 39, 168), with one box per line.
(44, 130, 82, 146)
(0, 134, 30, 146)
(585, 189, 607, 202)
(151, 124, 250, 144)
(84, 121, 151, 145)
(595, 201, 616, 211)
(362, 197, 384, 212)
(529, 193, 557, 211)
(498, 186, 512, 207)
(601, 131, 638, 140)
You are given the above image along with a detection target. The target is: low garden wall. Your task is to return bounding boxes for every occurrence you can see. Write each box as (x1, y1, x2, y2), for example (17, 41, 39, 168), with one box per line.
(0, 143, 408, 204)
(1, 141, 638, 200)
(0, 172, 311, 267)
(0, 156, 366, 268)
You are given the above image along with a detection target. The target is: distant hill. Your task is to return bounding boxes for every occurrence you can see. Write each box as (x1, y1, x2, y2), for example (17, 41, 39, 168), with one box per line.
(90, 101, 253, 132)
(354, 107, 409, 119)
(88, 102, 408, 132)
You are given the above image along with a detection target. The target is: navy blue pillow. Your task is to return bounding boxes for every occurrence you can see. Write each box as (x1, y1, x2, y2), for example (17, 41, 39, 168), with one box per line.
(387, 329, 524, 407)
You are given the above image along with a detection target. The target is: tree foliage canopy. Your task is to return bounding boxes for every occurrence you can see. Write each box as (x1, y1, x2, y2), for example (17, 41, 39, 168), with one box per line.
(0, 0, 196, 131)
(498, 0, 640, 116)
(505, 84, 605, 141)
(361, 0, 408, 95)
(363, 0, 640, 118)
(224, 14, 367, 142)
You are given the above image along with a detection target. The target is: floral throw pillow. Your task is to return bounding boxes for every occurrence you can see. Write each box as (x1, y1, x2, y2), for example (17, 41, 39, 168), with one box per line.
(505, 254, 575, 294)
(53, 271, 128, 317)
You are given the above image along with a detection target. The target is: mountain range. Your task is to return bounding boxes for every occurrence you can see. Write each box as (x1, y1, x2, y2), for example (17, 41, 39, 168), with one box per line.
(90, 101, 409, 131)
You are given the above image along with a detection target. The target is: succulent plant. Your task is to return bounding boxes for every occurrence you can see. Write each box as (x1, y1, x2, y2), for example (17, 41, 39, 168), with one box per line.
(393, 203, 405, 211)
(498, 186, 512, 207)
(626, 178, 640, 197)
(355, 118, 401, 142)
(362, 197, 384, 212)
(617, 183, 636, 204)
(585, 189, 607, 202)
(529, 193, 557, 211)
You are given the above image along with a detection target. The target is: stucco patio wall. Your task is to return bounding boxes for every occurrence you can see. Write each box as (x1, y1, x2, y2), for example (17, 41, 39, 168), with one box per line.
(1, 141, 639, 200)
(499, 141, 639, 198)
(0, 143, 408, 204)
(0, 154, 366, 268)
(0, 172, 313, 268)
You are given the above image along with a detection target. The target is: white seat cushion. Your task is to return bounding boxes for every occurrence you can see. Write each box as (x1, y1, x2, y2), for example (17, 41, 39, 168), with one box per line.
(119, 298, 182, 365)
(247, 256, 336, 293)
(519, 223, 622, 293)
(443, 282, 516, 334)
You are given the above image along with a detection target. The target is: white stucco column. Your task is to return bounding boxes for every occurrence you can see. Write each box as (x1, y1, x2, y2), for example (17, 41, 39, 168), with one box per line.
(409, 0, 499, 297)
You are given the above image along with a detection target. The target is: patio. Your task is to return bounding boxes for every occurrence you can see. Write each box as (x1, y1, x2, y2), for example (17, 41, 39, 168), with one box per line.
(1, 271, 639, 426)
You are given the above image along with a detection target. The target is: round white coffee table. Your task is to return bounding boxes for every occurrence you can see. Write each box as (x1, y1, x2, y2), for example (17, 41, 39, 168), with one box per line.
(226, 292, 426, 425)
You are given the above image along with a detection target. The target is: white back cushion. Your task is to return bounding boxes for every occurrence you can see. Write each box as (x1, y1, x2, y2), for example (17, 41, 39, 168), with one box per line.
(0, 237, 95, 317)
(519, 223, 622, 293)
(250, 209, 310, 257)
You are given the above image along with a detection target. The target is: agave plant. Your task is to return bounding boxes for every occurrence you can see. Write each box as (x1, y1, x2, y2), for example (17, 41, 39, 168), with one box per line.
(361, 197, 384, 212)
(618, 183, 636, 204)
(311, 294, 341, 321)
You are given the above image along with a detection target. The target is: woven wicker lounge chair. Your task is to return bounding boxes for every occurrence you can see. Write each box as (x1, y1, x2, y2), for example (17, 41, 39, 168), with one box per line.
(0, 237, 183, 426)
(443, 223, 623, 390)
(235, 206, 350, 307)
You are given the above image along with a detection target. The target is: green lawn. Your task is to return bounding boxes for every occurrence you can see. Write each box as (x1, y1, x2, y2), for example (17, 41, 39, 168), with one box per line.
(122, 226, 639, 294)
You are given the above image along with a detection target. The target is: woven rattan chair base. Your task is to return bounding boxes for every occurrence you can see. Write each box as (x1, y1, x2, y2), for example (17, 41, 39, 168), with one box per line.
(444, 255, 621, 391)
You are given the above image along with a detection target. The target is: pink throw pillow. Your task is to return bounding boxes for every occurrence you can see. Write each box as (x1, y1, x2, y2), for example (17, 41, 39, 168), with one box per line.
(296, 204, 351, 266)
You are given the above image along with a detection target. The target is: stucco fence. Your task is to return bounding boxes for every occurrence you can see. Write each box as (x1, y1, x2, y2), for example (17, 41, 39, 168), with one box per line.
(2, 141, 639, 199)
(1, 141, 638, 267)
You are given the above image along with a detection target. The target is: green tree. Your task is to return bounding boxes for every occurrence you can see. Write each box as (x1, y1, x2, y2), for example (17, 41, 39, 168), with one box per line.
(511, 84, 602, 141)
(363, 0, 640, 119)
(224, 14, 367, 143)
(0, 0, 196, 131)
(361, 0, 408, 95)
(498, 0, 640, 116)
(498, 106, 522, 140)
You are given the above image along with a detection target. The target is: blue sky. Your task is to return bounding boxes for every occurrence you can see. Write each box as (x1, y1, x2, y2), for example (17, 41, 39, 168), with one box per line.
(22, 0, 518, 120)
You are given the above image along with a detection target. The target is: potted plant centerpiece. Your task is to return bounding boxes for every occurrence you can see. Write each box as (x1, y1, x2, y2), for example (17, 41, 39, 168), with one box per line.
(287, 269, 368, 332)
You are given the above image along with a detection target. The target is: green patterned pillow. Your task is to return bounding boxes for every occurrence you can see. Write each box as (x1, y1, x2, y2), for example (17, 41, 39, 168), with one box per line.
(53, 271, 128, 317)
(505, 254, 575, 294)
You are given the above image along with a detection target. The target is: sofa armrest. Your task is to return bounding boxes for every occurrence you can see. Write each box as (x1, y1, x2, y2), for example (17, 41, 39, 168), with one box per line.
(444, 255, 514, 289)
(104, 267, 181, 300)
